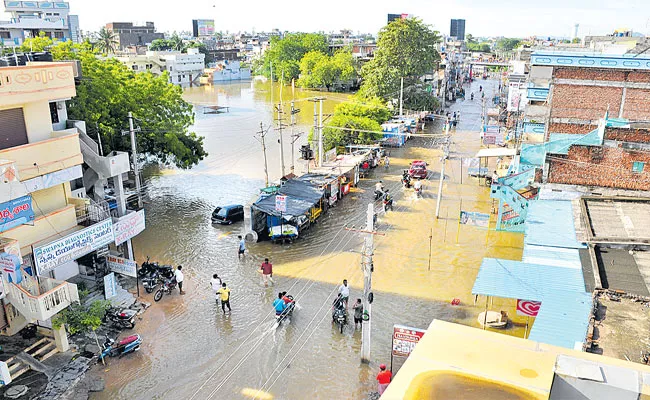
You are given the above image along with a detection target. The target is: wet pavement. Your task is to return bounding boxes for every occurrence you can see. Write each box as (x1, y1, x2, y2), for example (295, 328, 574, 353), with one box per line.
(90, 78, 525, 399)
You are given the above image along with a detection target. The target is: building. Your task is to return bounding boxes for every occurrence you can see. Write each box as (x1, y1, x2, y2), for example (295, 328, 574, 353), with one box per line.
(114, 49, 205, 86)
(105, 22, 164, 51)
(191, 19, 214, 38)
(200, 60, 250, 84)
(388, 13, 411, 23)
(0, 1, 81, 47)
(0, 60, 145, 356)
(450, 18, 466, 40)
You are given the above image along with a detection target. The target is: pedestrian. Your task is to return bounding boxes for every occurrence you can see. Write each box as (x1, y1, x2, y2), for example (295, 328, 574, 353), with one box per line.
(376, 364, 392, 395)
(175, 265, 185, 295)
(210, 273, 222, 304)
(338, 279, 350, 308)
(259, 258, 274, 287)
(384, 155, 390, 170)
(237, 235, 246, 260)
(217, 282, 232, 313)
(353, 298, 363, 329)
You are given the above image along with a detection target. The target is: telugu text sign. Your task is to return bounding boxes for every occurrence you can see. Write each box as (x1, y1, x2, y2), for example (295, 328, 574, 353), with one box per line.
(517, 299, 541, 317)
(106, 255, 137, 278)
(392, 324, 426, 357)
(459, 211, 490, 228)
(113, 209, 146, 246)
(275, 195, 287, 213)
(34, 219, 114, 274)
(0, 195, 34, 233)
(104, 272, 118, 300)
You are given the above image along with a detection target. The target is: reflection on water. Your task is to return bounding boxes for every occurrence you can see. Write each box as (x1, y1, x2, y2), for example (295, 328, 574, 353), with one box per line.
(407, 372, 537, 400)
(91, 80, 525, 400)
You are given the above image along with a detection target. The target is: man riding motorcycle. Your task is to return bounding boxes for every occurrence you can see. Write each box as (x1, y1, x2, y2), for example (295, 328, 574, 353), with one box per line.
(374, 180, 384, 200)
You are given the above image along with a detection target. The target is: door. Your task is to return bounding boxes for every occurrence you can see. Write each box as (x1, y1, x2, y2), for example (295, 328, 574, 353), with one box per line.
(0, 108, 28, 150)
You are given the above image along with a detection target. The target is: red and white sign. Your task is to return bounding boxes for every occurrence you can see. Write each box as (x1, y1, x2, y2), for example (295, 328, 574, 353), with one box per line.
(275, 195, 287, 213)
(392, 324, 426, 357)
(113, 209, 146, 246)
(517, 299, 541, 317)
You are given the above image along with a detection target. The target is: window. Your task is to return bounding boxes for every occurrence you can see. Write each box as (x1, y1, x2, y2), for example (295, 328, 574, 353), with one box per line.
(54, 31, 64, 39)
(632, 161, 645, 173)
(49, 102, 59, 124)
(131, 65, 138, 71)
(0, 32, 10, 39)
(178, 75, 181, 82)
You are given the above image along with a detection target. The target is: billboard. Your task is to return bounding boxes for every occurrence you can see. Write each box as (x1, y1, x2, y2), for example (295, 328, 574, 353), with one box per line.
(0, 195, 35, 232)
(113, 209, 146, 246)
(391, 324, 426, 373)
(192, 19, 215, 37)
(459, 211, 490, 228)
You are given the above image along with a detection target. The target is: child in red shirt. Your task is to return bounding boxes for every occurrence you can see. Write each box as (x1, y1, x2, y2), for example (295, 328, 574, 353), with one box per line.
(376, 364, 392, 395)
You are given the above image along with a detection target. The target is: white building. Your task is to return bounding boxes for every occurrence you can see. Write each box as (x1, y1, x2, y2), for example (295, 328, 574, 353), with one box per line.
(114, 48, 205, 86)
(0, 1, 81, 47)
(200, 60, 251, 83)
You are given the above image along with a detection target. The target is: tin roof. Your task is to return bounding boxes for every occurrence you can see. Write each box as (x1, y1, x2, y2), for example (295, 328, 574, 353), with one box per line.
(525, 201, 586, 249)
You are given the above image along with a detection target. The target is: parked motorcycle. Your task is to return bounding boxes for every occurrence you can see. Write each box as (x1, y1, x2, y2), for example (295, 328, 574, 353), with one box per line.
(103, 307, 137, 330)
(139, 257, 174, 280)
(142, 273, 161, 294)
(99, 334, 142, 362)
(154, 278, 177, 302)
(332, 295, 348, 334)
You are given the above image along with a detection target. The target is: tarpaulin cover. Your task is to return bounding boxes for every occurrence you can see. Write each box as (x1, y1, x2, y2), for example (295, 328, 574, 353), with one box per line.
(251, 179, 324, 217)
(295, 173, 338, 187)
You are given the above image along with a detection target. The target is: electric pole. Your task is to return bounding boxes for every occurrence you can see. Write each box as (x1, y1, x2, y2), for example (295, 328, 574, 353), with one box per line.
(399, 77, 404, 117)
(254, 122, 270, 187)
(128, 112, 142, 210)
(277, 71, 286, 177)
(289, 79, 301, 173)
(435, 125, 450, 219)
(308, 97, 326, 167)
(361, 203, 374, 363)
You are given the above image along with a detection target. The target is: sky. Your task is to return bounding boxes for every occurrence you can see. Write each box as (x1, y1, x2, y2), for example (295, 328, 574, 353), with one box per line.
(4, 0, 650, 38)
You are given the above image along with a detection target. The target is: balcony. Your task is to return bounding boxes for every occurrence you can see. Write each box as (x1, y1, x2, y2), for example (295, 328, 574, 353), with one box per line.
(527, 87, 549, 102)
(0, 62, 76, 107)
(523, 122, 546, 134)
(4, 276, 79, 323)
(0, 132, 82, 181)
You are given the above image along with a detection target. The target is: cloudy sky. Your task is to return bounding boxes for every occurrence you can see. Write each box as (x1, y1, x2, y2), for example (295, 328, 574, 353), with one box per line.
(5, 0, 650, 38)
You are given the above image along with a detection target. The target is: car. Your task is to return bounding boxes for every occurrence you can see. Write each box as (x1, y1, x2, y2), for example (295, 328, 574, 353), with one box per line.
(408, 160, 428, 179)
(211, 204, 244, 225)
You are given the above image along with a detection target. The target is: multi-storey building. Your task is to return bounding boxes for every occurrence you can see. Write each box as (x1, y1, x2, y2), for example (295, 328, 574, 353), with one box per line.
(105, 21, 164, 51)
(114, 48, 205, 86)
(0, 0, 81, 47)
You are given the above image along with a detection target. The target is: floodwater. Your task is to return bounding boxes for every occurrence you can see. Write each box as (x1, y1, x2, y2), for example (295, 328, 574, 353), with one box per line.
(91, 78, 525, 400)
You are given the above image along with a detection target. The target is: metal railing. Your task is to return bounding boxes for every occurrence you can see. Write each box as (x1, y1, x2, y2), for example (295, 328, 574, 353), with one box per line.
(71, 197, 112, 226)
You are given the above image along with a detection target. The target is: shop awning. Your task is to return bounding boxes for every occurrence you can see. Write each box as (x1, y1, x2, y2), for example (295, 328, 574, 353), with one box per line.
(475, 148, 517, 158)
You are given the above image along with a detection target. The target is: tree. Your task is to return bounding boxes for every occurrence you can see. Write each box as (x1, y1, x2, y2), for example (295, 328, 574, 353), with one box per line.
(149, 38, 173, 51)
(334, 97, 391, 124)
(256, 33, 329, 81)
(358, 18, 441, 109)
(572, 37, 581, 44)
(297, 50, 357, 90)
(64, 51, 206, 168)
(52, 300, 110, 335)
(19, 31, 54, 52)
(402, 84, 439, 111)
(317, 98, 391, 150)
(95, 27, 118, 54)
(496, 38, 521, 51)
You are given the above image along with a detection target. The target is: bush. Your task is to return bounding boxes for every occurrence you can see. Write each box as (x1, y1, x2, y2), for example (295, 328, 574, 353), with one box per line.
(52, 300, 110, 335)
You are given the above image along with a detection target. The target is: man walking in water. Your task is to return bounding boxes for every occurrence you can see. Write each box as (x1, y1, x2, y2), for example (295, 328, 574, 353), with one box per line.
(237, 235, 246, 260)
(175, 265, 185, 295)
(260, 258, 274, 287)
(210, 273, 222, 304)
(217, 282, 232, 313)
(338, 279, 350, 308)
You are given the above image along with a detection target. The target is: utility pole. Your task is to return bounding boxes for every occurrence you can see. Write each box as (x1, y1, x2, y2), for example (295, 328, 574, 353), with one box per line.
(318, 98, 324, 167)
(254, 122, 270, 187)
(361, 203, 374, 363)
(435, 125, 450, 219)
(128, 112, 142, 210)
(399, 77, 404, 117)
(277, 71, 286, 177)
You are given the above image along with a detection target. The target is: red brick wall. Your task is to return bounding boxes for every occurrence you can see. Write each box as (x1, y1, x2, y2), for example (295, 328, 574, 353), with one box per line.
(554, 67, 650, 83)
(547, 146, 650, 190)
(550, 85, 622, 120)
(622, 88, 650, 120)
(548, 123, 595, 134)
(606, 127, 650, 143)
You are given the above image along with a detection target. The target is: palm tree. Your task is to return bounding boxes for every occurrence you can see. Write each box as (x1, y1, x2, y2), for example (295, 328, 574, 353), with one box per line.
(95, 27, 118, 54)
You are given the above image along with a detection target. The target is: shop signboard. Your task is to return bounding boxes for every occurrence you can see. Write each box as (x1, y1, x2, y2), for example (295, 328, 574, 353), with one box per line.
(113, 209, 146, 246)
(391, 324, 426, 373)
(106, 255, 137, 278)
(517, 299, 541, 317)
(34, 219, 114, 274)
(0, 195, 34, 232)
(0, 361, 11, 386)
(275, 195, 287, 213)
(104, 272, 118, 299)
(460, 211, 490, 228)
(0, 253, 21, 285)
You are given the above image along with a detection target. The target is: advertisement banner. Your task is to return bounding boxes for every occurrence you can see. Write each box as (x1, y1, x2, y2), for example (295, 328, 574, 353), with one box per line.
(197, 19, 215, 36)
(465, 158, 488, 177)
(275, 195, 287, 213)
(106, 255, 137, 278)
(392, 324, 426, 357)
(34, 219, 114, 274)
(459, 211, 490, 228)
(517, 299, 541, 317)
(22, 165, 83, 194)
(0, 253, 21, 285)
(113, 209, 146, 246)
(0, 195, 35, 232)
(104, 272, 118, 299)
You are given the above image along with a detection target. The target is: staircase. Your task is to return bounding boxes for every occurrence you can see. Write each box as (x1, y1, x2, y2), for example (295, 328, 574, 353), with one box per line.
(3, 338, 59, 383)
(491, 167, 539, 231)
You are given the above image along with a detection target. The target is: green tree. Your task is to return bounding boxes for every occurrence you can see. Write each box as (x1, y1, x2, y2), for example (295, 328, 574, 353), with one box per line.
(496, 38, 521, 51)
(19, 31, 54, 52)
(52, 300, 110, 335)
(358, 18, 440, 110)
(572, 37, 581, 44)
(149, 38, 173, 51)
(95, 27, 118, 54)
(256, 33, 329, 81)
(297, 50, 357, 90)
(64, 51, 206, 168)
(334, 97, 391, 124)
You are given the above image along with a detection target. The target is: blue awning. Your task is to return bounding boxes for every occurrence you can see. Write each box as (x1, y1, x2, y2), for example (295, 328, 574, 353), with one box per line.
(525, 201, 586, 249)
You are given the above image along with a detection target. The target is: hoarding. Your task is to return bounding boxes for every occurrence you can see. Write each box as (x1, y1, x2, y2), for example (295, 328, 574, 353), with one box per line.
(192, 19, 215, 37)
(517, 299, 541, 317)
(459, 211, 490, 228)
(34, 219, 114, 274)
(0, 195, 35, 232)
(106, 255, 137, 278)
(0, 253, 21, 285)
(392, 324, 426, 357)
(113, 209, 146, 246)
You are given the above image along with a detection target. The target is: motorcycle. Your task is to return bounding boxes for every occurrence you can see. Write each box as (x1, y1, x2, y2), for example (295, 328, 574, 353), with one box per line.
(276, 295, 296, 323)
(383, 193, 394, 212)
(103, 307, 138, 329)
(139, 257, 174, 280)
(154, 278, 178, 302)
(99, 334, 142, 362)
(332, 297, 348, 334)
(142, 272, 161, 294)
(414, 183, 423, 198)
(374, 189, 384, 201)
(401, 172, 412, 188)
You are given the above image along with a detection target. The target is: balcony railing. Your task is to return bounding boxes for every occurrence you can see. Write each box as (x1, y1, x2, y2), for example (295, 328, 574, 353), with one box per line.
(0, 62, 76, 107)
(0, 132, 83, 181)
(69, 197, 111, 226)
(4, 276, 79, 323)
(527, 87, 549, 102)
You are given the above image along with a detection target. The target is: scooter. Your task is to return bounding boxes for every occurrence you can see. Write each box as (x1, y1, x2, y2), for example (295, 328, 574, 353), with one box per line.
(103, 307, 138, 329)
(99, 334, 142, 362)
(414, 185, 423, 198)
(276, 295, 296, 323)
(154, 278, 178, 302)
(383, 192, 394, 212)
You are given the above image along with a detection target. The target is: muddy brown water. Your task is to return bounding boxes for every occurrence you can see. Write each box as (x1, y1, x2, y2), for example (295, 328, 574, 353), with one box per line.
(90, 79, 525, 399)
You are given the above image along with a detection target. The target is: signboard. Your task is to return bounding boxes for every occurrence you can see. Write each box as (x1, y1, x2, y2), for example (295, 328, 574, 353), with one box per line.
(275, 195, 287, 213)
(517, 299, 541, 317)
(0, 253, 21, 285)
(392, 324, 426, 357)
(104, 272, 118, 299)
(459, 211, 490, 228)
(22, 165, 83, 194)
(34, 219, 114, 274)
(113, 209, 146, 246)
(329, 181, 339, 206)
(0, 361, 11, 386)
(106, 255, 137, 278)
(483, 134, 496, 145)
(0, 195, 35, 232)
(193, 19, 215, 36)
(465, 158, 488, 177)
(0, 273, 4, 300)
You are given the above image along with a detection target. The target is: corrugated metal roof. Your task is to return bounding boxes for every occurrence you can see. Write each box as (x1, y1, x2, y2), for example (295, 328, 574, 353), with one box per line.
(528, 291, 592, 349)
(525, 201, 586, 249)
(523, 245, 582, 270)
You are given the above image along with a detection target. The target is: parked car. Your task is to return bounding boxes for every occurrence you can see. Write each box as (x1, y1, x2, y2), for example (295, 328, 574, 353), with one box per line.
(211, 205, 245, 225)
(408, 160, 428, 179)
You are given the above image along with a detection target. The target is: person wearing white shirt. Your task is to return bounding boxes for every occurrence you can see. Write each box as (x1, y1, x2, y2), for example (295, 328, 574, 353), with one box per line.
(338, 279, 350, 308)
(210, 274, 222, 303)
(175, 265, 185, 295)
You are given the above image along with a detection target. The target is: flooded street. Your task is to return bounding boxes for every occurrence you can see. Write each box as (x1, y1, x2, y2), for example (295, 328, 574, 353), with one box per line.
(91, 79, 524, 399)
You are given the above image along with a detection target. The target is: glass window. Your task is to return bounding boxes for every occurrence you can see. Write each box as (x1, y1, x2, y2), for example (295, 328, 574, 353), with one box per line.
(49, 102, 59, 124)
(217, 208, 228, 217)
(633, 161, 645, 173)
